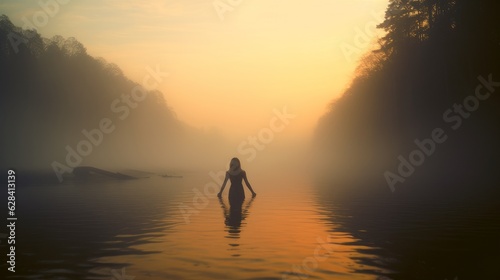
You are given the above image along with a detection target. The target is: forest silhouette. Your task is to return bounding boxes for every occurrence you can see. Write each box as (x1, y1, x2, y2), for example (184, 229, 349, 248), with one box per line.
(1, 0, 499, 194)
(0, 14, 227, 179)
(314, 1, 500, 277)
(315, 0, 500, 203)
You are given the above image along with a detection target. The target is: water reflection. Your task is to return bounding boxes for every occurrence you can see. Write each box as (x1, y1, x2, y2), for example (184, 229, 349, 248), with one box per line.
(6, 177, 181, 280)
(218, 197, 255, 256)
(314, 186, 500, 279)
(7, 174, 455, 279)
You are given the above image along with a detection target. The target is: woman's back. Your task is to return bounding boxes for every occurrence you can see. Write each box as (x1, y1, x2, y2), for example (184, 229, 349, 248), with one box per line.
(228, 170, 245, 204)
(228, 170, 245, 186)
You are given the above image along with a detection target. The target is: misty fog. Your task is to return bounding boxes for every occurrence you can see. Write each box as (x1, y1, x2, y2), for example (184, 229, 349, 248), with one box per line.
(0, 14, 309, 184)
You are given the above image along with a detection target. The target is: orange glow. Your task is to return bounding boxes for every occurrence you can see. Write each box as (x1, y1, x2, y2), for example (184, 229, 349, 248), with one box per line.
(3, 0, 389, 140)
(91, 175, 388, 279)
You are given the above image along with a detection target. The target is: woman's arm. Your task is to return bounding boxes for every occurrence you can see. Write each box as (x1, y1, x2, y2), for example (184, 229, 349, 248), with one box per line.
(243, 171, 256, 197)
(217, 172, 229, 198)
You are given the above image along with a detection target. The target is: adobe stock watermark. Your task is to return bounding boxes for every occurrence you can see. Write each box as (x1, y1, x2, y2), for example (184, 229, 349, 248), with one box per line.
(339, 4, 403, 63)
(213, 0, 244, 21)
(50, 65, 170, 182)
(178, 106, 295, 224)
(8, 0, 71, 53)
(282, 234, 336, 280)
(238, 107, 296, 162)
(385, 74, 499, 192)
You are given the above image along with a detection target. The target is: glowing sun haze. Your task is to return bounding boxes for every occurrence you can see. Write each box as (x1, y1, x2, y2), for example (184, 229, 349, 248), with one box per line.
(1, 0, 388, 140)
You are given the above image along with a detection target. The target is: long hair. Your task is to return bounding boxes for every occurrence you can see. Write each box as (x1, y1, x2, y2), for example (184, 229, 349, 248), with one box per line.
(229, 157, 242, 175)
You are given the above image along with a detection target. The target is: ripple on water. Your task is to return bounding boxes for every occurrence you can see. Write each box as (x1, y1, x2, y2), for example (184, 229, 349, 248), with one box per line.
(10, 176, 403, 280)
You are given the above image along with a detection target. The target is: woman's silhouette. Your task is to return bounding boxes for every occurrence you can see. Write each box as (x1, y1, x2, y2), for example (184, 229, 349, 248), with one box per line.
(217, 157, 256, 205)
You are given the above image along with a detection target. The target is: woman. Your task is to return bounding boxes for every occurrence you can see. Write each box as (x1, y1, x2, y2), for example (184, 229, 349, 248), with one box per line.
(217, 157, 256, 204)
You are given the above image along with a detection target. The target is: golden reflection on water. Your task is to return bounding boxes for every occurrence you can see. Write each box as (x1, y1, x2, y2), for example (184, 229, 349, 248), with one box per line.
(92, 175, 387, 280)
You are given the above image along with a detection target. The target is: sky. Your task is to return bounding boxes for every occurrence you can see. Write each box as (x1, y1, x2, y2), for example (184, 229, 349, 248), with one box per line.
(1, 0, 389, 141)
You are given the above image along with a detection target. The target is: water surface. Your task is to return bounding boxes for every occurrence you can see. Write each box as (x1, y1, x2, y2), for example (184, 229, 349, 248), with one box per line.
(3, 173, 498, 279)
